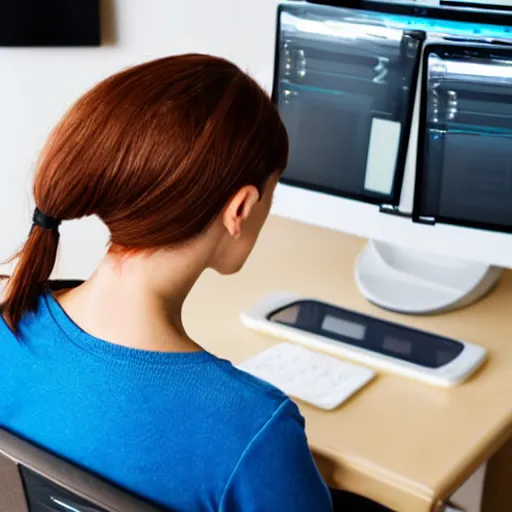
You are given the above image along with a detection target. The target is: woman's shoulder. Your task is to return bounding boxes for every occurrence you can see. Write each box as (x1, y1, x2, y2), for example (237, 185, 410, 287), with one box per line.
(212, 357, 289, 404)
(208, 357, 302, 434)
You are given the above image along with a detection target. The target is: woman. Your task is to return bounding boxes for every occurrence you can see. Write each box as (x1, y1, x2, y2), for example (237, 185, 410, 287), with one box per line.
(0, 54, 390, 512)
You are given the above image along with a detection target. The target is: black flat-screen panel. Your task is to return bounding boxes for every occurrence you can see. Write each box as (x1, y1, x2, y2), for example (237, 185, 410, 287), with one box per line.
(274, 4, 424, 207)
(268, 300, 464, 369)
(414, 44, 512, 233)
(0, 0, 100, 47)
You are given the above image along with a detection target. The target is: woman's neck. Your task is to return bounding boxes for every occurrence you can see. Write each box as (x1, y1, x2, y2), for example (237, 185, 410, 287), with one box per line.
(56, 249, 207, 353)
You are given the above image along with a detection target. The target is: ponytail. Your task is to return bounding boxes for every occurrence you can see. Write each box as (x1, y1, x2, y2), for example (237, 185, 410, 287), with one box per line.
(2, 210, 60, 333)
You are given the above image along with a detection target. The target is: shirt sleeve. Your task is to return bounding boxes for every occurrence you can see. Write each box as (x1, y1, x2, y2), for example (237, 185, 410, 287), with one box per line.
(219, 399, 333, 512)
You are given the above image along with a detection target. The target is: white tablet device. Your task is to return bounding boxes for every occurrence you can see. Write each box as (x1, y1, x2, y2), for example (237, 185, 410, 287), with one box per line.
(240, 293, 487, 388)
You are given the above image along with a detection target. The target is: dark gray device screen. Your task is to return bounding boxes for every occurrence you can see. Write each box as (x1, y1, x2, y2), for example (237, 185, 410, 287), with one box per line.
(268, 300, 464, 368)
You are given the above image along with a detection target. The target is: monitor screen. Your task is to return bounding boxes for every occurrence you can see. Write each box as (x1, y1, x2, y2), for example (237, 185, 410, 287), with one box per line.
(415, 44, 512, 233)
(274, 5, 424, 206)
(0, 0, 100, 46)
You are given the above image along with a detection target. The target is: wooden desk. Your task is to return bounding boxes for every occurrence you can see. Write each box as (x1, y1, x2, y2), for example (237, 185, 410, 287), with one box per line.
(184, 216, 512, 512)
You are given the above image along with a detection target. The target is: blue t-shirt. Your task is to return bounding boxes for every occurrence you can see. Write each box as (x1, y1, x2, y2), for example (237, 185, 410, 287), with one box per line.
(0, 292, 332, 511)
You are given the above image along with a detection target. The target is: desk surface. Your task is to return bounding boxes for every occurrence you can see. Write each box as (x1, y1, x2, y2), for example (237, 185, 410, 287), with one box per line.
(184, 216, 512, 512)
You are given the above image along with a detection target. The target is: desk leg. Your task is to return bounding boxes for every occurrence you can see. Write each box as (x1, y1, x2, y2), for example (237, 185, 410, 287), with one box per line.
(482, 437, 512, 512)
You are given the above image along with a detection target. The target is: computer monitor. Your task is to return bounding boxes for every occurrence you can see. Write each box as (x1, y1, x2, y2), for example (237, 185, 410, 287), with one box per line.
(270, 0, 512, 314)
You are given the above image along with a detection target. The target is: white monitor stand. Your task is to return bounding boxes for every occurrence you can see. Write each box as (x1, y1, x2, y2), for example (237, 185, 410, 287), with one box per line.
(355, 240, 502, 315)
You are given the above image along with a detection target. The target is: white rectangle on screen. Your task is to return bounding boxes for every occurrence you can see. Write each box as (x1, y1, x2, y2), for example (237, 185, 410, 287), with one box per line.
(364, 118, 401, 195)
(322, 315, 366, 341)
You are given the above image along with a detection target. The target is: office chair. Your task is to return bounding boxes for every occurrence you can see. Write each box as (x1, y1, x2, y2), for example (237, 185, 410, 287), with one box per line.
(0, 428, 165, 512)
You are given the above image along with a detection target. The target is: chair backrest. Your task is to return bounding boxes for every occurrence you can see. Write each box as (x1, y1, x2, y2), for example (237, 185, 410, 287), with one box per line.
(0, 428, 166, 512)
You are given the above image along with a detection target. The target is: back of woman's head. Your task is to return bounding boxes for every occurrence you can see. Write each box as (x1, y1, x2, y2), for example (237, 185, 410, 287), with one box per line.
(2, 54, 288, 332)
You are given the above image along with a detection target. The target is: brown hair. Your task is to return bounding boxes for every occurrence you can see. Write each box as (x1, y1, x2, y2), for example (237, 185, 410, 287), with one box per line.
(2, 54, 288, 331)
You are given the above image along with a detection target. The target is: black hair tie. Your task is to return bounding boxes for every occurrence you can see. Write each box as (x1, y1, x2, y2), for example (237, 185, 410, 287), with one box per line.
(32, 208, 62, 232)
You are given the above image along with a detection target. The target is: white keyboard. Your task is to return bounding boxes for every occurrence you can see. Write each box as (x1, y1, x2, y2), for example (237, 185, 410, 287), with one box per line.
(237, 343, 376, 411)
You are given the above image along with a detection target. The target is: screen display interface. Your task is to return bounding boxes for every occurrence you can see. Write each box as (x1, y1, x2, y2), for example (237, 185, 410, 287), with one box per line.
(322, 315, 367, 341)
(269, 300, 464, 368)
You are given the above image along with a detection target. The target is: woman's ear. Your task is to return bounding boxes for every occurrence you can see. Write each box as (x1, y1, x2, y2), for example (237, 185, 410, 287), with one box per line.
(222, 185, 260, 239)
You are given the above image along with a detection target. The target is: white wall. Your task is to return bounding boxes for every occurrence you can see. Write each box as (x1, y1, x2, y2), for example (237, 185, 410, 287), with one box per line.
(0, 0, 278, 278)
